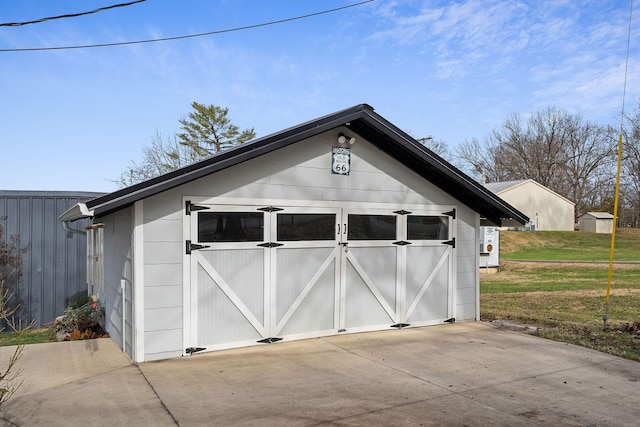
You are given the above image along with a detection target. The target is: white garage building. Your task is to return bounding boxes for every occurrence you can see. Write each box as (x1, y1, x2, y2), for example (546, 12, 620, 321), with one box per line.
(61, 104, 527, 362)
(484, 179, 575, 231)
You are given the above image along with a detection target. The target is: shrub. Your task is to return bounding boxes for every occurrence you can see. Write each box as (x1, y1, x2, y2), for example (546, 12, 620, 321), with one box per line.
(54, 297, 108, 340)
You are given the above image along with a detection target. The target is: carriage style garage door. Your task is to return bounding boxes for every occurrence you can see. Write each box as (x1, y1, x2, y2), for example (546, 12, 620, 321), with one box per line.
(185, 201, 455, 354)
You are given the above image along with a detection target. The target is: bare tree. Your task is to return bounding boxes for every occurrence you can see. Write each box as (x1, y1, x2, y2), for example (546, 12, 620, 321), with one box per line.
(0, 220, 32, 411)
(0, 219, 29, 314)
(620, 100, 640, 226)
(457, 107, 616, 219)
(112, 131, 204, 188)
(417, 137, 452, 161)
(559, 119, 616, 218)
(456, 136, 506, 183)
(491, 108, 569, 189)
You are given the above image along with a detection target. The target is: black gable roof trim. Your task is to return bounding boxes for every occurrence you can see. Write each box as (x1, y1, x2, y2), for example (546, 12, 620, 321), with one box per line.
(87, 104, 528, 225)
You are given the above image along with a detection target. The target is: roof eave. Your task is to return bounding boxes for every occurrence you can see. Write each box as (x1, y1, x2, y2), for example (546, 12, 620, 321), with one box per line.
(86, 103, 528, 226)
(58, 202, 94, 222)
(88, 104, 373, 216)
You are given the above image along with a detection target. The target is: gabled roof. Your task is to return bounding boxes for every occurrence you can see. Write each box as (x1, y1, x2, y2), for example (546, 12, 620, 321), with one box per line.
(581, 212, 614, 219)
(485, 179, 575, 206)
(484, 180, 528, 194)
(79, 104, 528, 226)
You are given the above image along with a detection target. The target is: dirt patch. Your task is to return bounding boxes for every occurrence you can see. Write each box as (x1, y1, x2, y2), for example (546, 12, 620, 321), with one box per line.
(500, 231, 554, 253)
(618, 321, 640, 335)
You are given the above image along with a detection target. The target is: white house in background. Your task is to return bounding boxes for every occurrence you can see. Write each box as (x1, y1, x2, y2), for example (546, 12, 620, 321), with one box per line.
(578, 212, 614, 234)
(484, 179, 575, 231)
(60, 104, 527, 362)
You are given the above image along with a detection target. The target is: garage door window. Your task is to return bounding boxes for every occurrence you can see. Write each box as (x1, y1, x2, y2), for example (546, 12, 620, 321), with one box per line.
(348, 215, 397, 240)
(198, 212, 264, 242)
(277, 214, 336, 241)
(407, 215, 448, 240)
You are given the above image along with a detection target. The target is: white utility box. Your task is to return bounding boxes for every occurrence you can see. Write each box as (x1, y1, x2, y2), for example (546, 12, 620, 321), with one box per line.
(479, 226, 500, 272)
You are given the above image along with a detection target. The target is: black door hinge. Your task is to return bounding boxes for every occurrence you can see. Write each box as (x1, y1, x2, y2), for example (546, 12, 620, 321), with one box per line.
(186, 347, 206, 354)
(186, 240, 211, 254)
(442, 238, 456, 248)
(185, 201, 209, 215)
(391, 323, 410, 329)
(393, 210, 411, 215)
(257, 337, 283, 344)
(257, 242, 284, 248)
(443, 209, 456, 219)
(392, 241, 412, 246)
(257, 206, 283, 212)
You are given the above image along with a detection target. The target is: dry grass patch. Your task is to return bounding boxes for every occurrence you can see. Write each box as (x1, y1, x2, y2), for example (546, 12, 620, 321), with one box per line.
(481, 288, 640, 361)
(481, 244, 640, 361)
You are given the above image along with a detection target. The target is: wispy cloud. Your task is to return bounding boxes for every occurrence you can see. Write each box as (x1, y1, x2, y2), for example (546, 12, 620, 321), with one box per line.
(366, 0, 638, 123)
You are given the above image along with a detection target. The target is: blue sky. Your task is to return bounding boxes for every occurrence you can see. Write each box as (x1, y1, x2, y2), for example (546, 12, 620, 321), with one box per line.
(1, 0, 638, 192)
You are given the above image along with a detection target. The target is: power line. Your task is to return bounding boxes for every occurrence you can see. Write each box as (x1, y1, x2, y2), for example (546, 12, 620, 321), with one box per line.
(0, 0, 147, 27)
(0, 0, 374, 52)
(619, 0, 634, 127)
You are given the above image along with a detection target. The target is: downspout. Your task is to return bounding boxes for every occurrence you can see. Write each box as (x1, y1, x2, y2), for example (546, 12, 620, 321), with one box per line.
(63, 219, 87, 236)
(60, 202, 95, 236)
(121, 279, 127, 353)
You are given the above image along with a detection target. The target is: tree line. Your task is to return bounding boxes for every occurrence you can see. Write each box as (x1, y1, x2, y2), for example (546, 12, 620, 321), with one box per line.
(118, 100, 640, 227)
(424, 100, 640, 227)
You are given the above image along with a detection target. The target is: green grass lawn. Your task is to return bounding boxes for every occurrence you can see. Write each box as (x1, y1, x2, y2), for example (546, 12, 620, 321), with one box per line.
(500, 228, 640, 261)
(481, 262, 640, 293)
(482, 229, 640, 361)
(0, 328, 52, 346)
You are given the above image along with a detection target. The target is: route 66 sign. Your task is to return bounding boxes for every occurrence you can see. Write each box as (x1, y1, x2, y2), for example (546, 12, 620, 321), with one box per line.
(331, 146, 351, 175)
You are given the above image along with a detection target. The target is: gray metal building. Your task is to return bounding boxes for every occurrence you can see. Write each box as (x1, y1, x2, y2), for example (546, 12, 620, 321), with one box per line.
(0, 191, 104, 328)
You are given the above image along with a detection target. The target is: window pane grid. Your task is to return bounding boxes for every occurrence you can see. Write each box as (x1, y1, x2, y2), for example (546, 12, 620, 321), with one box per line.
(348, 214, 397, 240)
(198, 212, 264, 242)
(407, 216, 448, 240)
(277, 214, 336, 241)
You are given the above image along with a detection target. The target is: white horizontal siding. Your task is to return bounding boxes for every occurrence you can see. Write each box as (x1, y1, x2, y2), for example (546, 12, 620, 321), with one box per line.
(144, 219, 182, 242)
(454, 206, 479, 320)
(145, 264, 182, 286)
(457, 302, 477, 321)
(145, 285, 182, 309)
(457, 271, 477, 289)
(144, 329, 183, 360)
(145, 306, 182, 330)
(143, 242, 182, 265)
(100, 207, 134, 359)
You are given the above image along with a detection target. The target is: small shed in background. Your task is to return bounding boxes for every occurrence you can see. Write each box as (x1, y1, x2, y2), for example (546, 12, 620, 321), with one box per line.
(485, 179, 575, 231)
(0, 191, 104, 327)
(578, 212, 614, 234)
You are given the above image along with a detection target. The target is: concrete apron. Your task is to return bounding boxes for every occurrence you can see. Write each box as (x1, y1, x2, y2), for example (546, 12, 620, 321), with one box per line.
(2, 322, 639, 426)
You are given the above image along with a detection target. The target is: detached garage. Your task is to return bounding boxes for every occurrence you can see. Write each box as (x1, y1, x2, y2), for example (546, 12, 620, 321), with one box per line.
(60, 104, 527, 362)
(484, 179, 575, 231)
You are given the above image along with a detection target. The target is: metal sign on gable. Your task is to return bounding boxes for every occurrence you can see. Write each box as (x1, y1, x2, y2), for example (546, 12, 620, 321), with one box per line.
(331, 146, 351, 175)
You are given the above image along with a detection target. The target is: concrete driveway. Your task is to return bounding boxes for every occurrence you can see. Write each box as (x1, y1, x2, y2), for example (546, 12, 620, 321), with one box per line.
(1, 322, 638, 426)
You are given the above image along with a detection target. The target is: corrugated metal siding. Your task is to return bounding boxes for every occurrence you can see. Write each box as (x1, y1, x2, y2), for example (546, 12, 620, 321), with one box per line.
(0, 191, 104, 328)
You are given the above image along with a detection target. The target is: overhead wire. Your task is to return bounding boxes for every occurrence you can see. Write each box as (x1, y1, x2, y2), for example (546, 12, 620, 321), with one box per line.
(0, 0, 146, 27)
(0, 0, 375, 52)
(603, 0, 634, 328)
